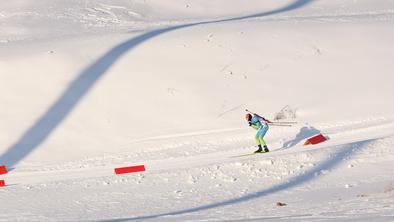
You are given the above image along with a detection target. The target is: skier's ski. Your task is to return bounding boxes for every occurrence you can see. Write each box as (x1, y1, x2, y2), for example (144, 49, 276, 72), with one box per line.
(231, 151, 271, 158)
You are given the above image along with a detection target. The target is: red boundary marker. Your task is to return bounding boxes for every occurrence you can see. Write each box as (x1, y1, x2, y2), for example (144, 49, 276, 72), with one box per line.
(0, 165, 7, 175)
(115, 165, 146, 175)
(0, 180, 5, 187)
(304, 133, 327, 145)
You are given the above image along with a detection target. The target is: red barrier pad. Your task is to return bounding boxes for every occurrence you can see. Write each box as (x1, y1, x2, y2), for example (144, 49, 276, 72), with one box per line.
(0, 165, 7, 175)
(0, 180, 5, 187)
(304, 134, 327, 145)
(115, 165, 146, 175)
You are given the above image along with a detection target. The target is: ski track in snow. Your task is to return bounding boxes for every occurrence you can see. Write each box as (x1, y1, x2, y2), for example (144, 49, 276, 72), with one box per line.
(3, 117, 394, 221)
(4, 117, 394, 186)
(93, 128, 394, 221)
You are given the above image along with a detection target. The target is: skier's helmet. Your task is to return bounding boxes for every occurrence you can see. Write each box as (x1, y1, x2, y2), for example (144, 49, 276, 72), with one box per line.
(245, 113, 252, 121)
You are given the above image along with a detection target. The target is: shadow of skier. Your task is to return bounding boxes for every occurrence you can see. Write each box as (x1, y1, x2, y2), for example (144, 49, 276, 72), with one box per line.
(0, 0, 314, 168)
(282, 125, 321, 148)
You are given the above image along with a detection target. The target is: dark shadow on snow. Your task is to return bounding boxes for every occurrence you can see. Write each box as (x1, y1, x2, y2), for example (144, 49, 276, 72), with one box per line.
(282, 125, 321, 148)
(0, 0, 314, 167)
(100, 139, 375, 222)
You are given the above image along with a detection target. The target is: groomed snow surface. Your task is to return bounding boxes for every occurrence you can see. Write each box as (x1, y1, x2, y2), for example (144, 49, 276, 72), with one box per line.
(1, 0, 394, 221)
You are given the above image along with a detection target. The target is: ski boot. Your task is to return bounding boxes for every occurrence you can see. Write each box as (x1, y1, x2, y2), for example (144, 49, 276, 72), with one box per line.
(254, 145, 270, 153)
(263, 145, 270, 153)
(254, 145, 263, 153)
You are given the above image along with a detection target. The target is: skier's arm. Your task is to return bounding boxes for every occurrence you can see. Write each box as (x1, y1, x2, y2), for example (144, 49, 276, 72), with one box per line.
(250, 124, 260, 130)
(249, 121, 260, 129)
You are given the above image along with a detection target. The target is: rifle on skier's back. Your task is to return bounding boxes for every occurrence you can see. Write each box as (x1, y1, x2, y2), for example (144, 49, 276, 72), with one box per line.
(245, 109, 297, 127)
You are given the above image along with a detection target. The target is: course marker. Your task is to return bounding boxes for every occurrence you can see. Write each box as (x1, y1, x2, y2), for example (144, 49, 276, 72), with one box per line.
(0, 180, 5, 187)
(115, 165, 146, 175)
(304, 133, 327, 145)
(0, 165, 7, 175)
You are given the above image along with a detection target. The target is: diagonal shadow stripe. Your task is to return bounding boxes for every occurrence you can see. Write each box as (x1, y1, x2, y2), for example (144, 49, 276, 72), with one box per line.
(100, 139, 374, 222)
(0, 0, 314, 167)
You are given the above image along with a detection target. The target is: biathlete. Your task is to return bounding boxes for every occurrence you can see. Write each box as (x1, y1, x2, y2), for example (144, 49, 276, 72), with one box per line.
(245, 112, 272, 153)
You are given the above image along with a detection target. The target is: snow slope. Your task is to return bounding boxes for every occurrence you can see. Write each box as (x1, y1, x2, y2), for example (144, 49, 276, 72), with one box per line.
(0, 0, 394, 221)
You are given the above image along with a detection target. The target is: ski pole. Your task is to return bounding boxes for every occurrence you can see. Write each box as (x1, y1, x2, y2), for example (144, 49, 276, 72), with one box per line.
(246, 109, 264, 116)
(247, 109, 297, 124)
(269, 123, 293, 127)
(271, 121, 298, 124)
(246, 109, 275, 124)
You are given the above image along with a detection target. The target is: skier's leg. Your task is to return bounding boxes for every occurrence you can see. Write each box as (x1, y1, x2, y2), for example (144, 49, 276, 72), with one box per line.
(254, 135, 263, 152)
(258, 136, 267, 146)
(258, 136, 269, 152)
(255, 135, 261, 146)
(257, 124, 269, 152)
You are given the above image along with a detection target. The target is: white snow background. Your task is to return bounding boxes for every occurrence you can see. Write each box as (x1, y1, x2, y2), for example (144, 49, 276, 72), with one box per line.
(0, 0, 394, 221)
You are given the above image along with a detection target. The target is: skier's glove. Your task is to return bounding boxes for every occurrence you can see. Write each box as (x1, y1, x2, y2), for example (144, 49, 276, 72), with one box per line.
(248, 121, 252, 126)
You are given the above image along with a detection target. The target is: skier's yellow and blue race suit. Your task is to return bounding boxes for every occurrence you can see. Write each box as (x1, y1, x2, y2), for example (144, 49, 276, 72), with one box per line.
(249, 115, 269, 147)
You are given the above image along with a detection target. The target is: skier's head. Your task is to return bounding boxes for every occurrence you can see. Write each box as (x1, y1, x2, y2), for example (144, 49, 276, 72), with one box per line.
(245, 113, 252, 121)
